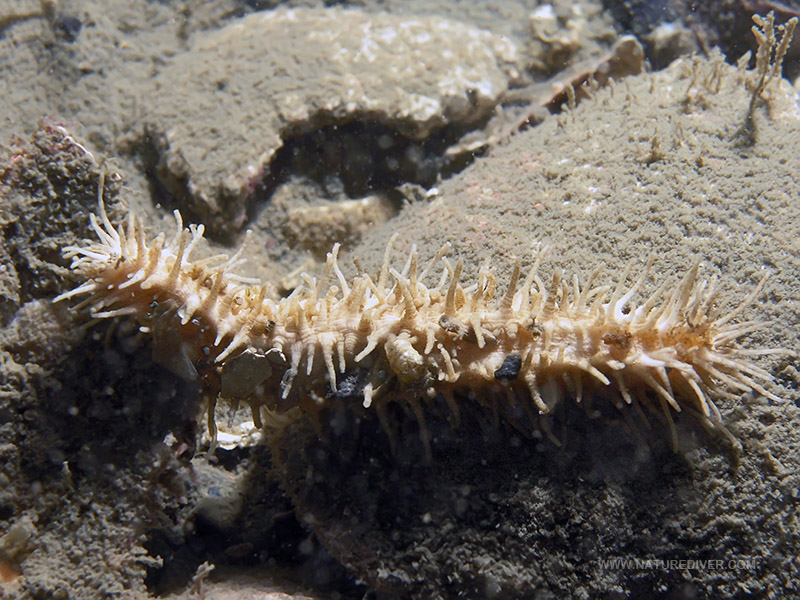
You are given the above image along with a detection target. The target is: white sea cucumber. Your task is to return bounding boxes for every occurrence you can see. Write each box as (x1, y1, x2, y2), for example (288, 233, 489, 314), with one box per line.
(55, 198, 785, 450)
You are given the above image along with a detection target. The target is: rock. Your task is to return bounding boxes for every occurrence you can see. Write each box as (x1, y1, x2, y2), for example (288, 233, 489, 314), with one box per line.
(276, 55, 800, 598)
(143, 7, 520, 236)
(282, 194, 396, 259)
(0, 120, 122, 304)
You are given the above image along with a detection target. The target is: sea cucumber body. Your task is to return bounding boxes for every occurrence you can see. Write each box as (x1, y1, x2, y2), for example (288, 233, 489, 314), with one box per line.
(56, 207, 781, 443)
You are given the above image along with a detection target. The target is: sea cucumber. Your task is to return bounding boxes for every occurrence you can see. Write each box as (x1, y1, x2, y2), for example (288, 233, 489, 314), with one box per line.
(55, 198, 784, 451)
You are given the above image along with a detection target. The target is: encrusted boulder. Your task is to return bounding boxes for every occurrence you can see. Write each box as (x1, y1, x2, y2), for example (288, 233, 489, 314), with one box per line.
(144, 7, 520, 236)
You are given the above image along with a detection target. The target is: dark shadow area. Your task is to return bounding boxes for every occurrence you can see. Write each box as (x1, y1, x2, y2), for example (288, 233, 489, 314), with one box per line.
(142, 442, 366, 598)
(138, 114, 488, 243)
(268, 390, 715, 598)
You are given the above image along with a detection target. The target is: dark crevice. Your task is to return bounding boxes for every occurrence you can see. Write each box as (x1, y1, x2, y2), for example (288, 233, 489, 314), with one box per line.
(603, 0, 800, 79)
(139, 114, 490, 243)
(142, 444, 365, 598)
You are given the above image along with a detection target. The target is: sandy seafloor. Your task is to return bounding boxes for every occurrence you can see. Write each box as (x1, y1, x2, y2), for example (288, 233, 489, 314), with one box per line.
(1, 1, 799, 599)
